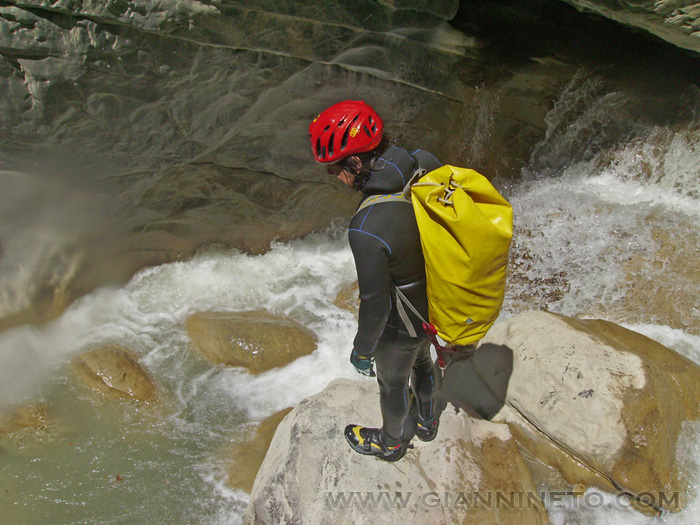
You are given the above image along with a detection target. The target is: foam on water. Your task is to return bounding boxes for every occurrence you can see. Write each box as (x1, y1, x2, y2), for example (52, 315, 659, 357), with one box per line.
(504, 172, 652, 317)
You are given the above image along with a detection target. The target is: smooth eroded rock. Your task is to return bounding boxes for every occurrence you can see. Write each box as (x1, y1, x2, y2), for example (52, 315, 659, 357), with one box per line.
(485, 311, 700, 512)
(559, 0, 700, 55)
(71, 346, 156, 402)
(186, 310, 317, 374)
(245, 378, 547, 525)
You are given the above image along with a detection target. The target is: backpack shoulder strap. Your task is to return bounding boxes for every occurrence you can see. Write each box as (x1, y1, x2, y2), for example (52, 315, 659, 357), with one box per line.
(402, 168, 426, 198)
(353, 167, 430, 217)
(353, 192, 410, 217)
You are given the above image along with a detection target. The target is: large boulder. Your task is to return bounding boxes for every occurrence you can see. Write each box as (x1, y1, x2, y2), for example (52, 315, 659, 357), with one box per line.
(186, 310, 318, 374)
(245, 378, 547, 525)
(71, 346, 157, 402)
(484, 311, 700, 512)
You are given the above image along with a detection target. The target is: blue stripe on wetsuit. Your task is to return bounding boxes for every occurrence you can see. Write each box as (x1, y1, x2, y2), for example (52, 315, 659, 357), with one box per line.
(348, 226, 392, 255)
(350, 203, 393, 255)
(378, 157, 405, 185)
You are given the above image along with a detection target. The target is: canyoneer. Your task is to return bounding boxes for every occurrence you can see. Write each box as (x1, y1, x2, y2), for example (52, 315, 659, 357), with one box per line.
(309, 100, 442, 461)
(309, 99, 513, 462)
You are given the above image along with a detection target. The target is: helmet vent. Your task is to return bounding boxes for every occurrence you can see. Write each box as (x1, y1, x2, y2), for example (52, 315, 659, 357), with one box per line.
(309, 101, 383, 163)
(341, 126, 350, 151)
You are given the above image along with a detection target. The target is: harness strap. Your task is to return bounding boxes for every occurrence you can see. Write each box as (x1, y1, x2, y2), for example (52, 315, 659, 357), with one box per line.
(394, 286, 427, 325)
(402, 168, 426, 198)
(395, 292, 418, 338)
(353, 167, 427, 217)
(394, 286, 455, 369)
(355, 192, 410, 216)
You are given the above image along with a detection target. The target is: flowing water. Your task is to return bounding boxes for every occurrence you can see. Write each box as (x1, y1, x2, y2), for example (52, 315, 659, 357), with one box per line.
(2, 70, 700, 524)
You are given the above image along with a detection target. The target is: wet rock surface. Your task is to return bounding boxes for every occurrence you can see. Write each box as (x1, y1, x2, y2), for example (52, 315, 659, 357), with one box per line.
(619, 222, 700, 334)
(186, 310, 318, 374)
(333, 281, 359, 318)
(560, 0, 700, 55)
(71, 346, 157, 401)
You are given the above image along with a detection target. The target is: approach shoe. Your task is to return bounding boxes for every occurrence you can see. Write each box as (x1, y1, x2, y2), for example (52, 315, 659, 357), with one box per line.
(344, 424, 412, 462)
(415, 414, 439, 442)
(409, 394, 439, 442)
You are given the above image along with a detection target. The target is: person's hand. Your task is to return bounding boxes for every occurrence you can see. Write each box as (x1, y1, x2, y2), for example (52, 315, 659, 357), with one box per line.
(350, 348, 375, 377)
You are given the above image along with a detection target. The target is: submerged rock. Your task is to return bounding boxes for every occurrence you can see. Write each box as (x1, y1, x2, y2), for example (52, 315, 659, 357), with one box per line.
(186, 310, 318, 374)
(484, 311, 700, 513)
(333, 281, 360, 318)
(71, 346, 156, 402)
(0, 403, 50, 435)
(620, 223, 700, 335)
(245, 378, 547, 525)
(226, 407, 294, 494)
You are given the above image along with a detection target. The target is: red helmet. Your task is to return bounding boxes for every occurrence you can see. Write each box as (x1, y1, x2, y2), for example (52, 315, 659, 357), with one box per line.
(309, 100, 383, 164)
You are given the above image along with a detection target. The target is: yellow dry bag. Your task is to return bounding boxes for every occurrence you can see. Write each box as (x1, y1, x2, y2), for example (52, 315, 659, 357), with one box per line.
(410, 165, 513, 346)
(355, 165, 513, 348)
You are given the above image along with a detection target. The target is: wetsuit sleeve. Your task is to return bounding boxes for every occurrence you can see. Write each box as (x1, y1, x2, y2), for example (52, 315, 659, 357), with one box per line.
(348, 229, 393, 357)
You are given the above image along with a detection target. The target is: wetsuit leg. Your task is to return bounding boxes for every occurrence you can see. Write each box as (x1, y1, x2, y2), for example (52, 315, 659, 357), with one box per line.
(410, 339, 440, 421)
(373, 326, 423, 447)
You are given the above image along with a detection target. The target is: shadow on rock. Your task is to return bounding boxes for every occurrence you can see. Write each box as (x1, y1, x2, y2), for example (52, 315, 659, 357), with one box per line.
(438, 343, 513, 421)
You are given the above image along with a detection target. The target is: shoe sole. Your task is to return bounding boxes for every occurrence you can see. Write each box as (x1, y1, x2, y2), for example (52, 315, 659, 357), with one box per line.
(415, 430, 437, 442)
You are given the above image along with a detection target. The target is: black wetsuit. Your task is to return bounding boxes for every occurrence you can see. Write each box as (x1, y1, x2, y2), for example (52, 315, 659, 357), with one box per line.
(348, 145, 442, 447)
